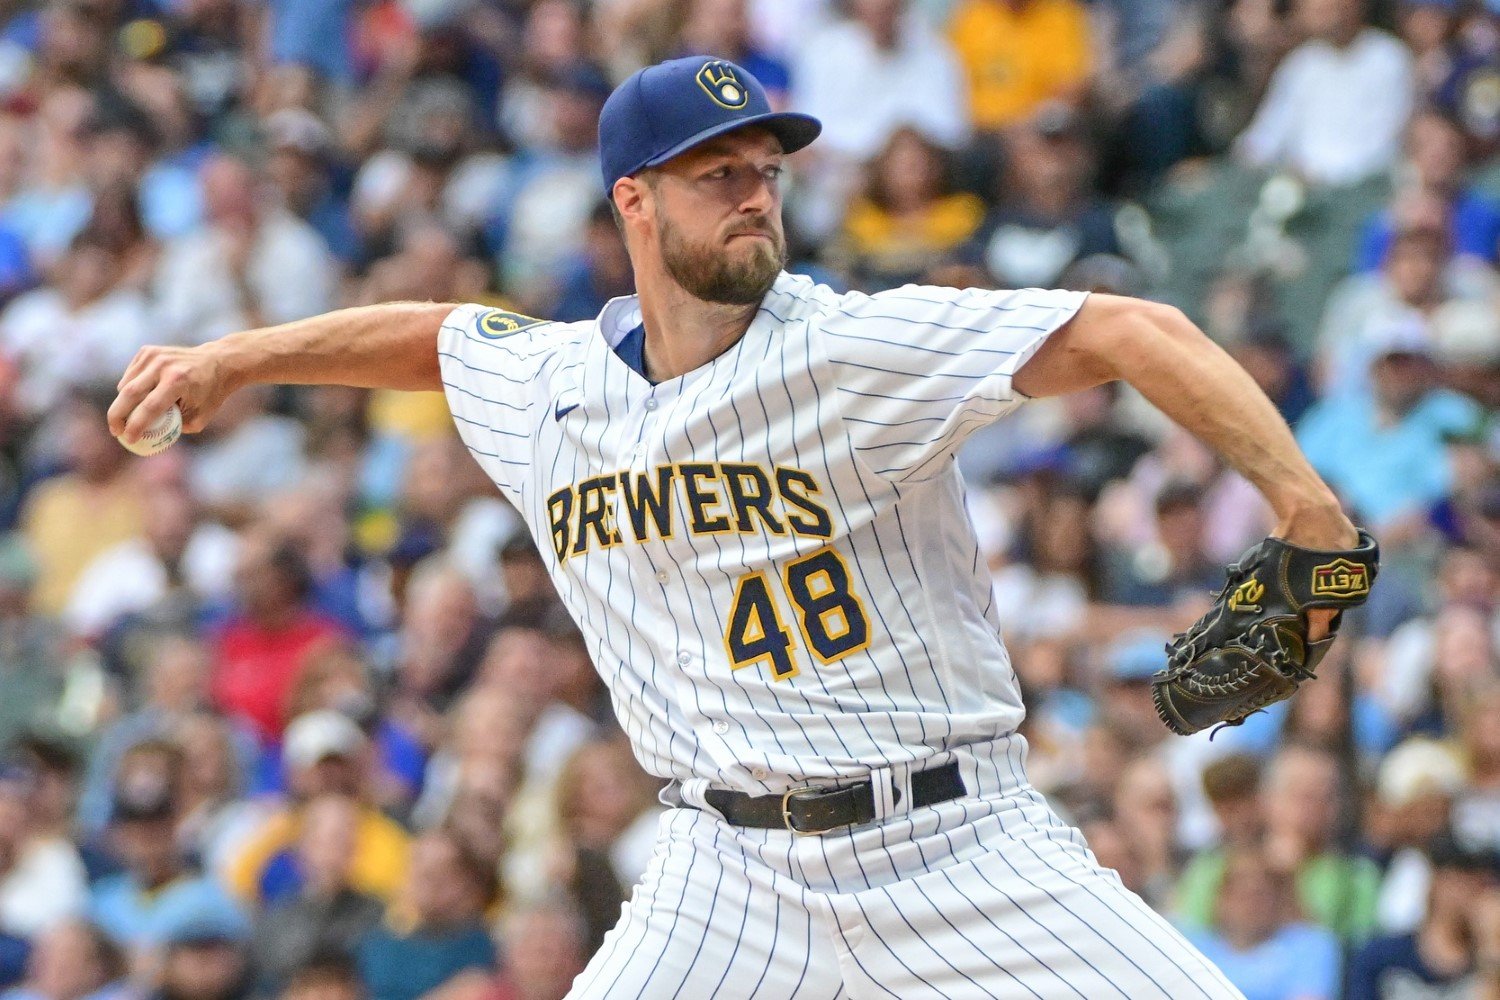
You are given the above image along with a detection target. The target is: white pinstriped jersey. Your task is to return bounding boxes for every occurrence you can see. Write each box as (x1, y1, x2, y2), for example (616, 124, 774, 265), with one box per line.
(438, 272, 1087, 796)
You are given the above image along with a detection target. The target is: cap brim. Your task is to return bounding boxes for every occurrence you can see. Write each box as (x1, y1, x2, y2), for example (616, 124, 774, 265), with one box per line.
(637, 112, 822, 174)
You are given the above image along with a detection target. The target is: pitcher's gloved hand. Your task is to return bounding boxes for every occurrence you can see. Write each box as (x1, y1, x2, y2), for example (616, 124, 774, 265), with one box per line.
(1151, 529, 1380, 736)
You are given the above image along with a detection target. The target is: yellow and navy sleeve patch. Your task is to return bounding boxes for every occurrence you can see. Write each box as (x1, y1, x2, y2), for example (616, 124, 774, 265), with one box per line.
(476, 309, 547, 339)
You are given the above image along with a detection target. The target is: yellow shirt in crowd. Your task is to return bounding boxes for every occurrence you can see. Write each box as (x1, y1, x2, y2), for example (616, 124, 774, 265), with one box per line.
(948, 0, 1092, 130)
(23, 475, 144, 615)
(226, 804, 411, 905)
(840, 193, 987, 280)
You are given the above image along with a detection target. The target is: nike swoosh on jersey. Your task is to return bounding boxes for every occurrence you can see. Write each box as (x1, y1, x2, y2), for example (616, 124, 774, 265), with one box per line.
(555, 401, 580, 421)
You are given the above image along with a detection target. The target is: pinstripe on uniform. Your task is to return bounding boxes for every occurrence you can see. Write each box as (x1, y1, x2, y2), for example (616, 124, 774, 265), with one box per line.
(437, 274, 1246, 999)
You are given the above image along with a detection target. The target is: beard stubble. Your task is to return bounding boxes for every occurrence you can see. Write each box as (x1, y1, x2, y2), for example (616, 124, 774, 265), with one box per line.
(658, 209, 787, 306)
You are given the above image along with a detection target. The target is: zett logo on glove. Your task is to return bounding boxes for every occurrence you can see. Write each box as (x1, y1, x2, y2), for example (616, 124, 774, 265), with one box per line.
(1311, 558, 1371, 599)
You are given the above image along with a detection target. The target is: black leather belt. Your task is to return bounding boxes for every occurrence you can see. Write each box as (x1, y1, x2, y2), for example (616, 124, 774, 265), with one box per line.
(704, 761, 966, 835)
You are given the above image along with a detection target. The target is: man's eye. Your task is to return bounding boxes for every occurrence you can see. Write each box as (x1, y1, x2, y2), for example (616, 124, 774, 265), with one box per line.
(708, 167, 731, 179)
(764, 166, 784, 181)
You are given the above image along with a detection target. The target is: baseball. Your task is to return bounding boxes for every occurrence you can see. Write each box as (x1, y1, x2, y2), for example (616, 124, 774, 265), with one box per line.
(117, 404, 182, 457)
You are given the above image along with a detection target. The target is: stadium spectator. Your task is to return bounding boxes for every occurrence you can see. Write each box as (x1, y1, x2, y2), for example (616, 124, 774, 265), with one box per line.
(353, 830, 496, 1000)
(1318, 214, 1498, 396)
(263, 109, 358, 267)
(64, 484, 235, 642)
(283, 645, 425, 811)
(1433, 0, 1500, 153)
(835, 126, 984, 288)
(0, 537, 66, 756)
(0, 763, 86, 940)
(675, 0, 790, 107)
(1, 89, 94, 269)
(1299, 322, 1483, 540)
(791, 0, 969, 239)
(1200, 755, 1265, 850)
(945, 0, 1092, 132)
(1235, 0, 1415, 186)
(187, 387, 309, 522)
(1369, 738, 1467, 933)
(1095, 425, 1271, 565)
(78, 639, 227, 836)
(1431, 298, 1500, 409)
(1093, 0, 1210, 187)
(1097, 632, 1175, 753)
(0, 921, 126, 1000)
(89, 752, 248, 958)
(974, 108, 1120, 291)
(21, 390, 144, 615)
(1184, 845, 1342, 1000)
(1375, 546, 1499, 725)
(496, 1, 592, 152)
(250, 795, 383, 997)
(409, 684, 527, 837)
(1356, 109, 1500, 271)
(794, 0, 969, 163)
(1112, 756, 1183, 910)
(279, 953, 365, 1000)
(1348, 833, 1500, 998)
(173, 713, 256, 873)
(1451, 683, 1500, 854)
(209, 538, 345, 743)
(1101, 480, 1222, 608)
(389, 564, 489, 748)
(149, 903, 253, 1000)
(0, 228, 152, 421)
(1176, 744, 1382, 941)
(221, 711, 409, 908)
(491, 65, 609, 312)
(486, 900, 586, 1000)
(153, 154, 336, 346)
(547, 739, 660, 952)
(547, 203, 633, 325)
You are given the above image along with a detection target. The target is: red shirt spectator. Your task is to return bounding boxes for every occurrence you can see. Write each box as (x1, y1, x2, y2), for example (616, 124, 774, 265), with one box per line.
(211, 536, 345, 741)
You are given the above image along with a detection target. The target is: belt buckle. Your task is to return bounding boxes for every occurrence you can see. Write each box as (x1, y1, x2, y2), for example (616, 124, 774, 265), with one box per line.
(780, 786, 840, 836)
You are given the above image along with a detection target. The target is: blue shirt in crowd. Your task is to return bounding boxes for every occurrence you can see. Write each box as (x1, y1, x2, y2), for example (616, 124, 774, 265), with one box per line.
(90, 872, 249, 947)
(1297, 389, 1481, 526)
(356, 922, 496, 1000)
(1356, 191, 1500, 271)
(1186, 923, 1341, 1000)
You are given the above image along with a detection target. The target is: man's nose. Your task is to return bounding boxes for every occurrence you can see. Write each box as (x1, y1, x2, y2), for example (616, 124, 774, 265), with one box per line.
(737, 172, 777, 214)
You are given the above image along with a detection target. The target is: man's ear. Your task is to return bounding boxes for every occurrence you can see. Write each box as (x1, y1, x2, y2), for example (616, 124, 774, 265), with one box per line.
(612, 175, 652, 227)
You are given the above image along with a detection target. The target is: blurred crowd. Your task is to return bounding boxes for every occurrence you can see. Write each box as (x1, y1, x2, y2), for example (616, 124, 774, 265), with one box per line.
(0, 0, 1489, 999)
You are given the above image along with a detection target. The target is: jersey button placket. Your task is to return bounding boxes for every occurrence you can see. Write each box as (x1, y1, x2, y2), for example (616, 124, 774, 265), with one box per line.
(712, 720, 729, 735)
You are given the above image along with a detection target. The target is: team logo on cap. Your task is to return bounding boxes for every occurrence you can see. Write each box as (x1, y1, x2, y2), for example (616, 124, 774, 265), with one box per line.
(697, 61, 749, 110)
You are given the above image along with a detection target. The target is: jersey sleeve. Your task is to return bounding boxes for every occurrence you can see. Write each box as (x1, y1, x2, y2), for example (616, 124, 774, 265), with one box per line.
(436, 303, 544, 502)
(821, 284, 1088, 483)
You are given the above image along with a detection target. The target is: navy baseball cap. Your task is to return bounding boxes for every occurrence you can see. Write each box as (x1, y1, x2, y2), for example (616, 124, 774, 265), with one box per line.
(599, 56, 821, 192)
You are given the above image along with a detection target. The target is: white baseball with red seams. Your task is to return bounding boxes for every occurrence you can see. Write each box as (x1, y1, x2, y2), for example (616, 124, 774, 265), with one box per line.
(117, 403, 181, 457)
(438, 272, 1246, 999)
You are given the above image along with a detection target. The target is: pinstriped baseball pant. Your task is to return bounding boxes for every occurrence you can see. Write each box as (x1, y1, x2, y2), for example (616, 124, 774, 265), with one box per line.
(565, 737, 1245, 999)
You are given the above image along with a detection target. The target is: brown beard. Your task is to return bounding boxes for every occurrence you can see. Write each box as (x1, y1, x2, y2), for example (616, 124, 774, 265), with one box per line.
(658, 209, 786, 305)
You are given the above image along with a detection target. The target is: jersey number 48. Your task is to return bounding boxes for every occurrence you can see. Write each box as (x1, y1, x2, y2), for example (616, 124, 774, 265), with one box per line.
(724, 547, 870, 681)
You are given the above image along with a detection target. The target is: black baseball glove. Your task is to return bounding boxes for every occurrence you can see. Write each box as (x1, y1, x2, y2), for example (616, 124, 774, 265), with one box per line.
(1151, 529, 1380, 736)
